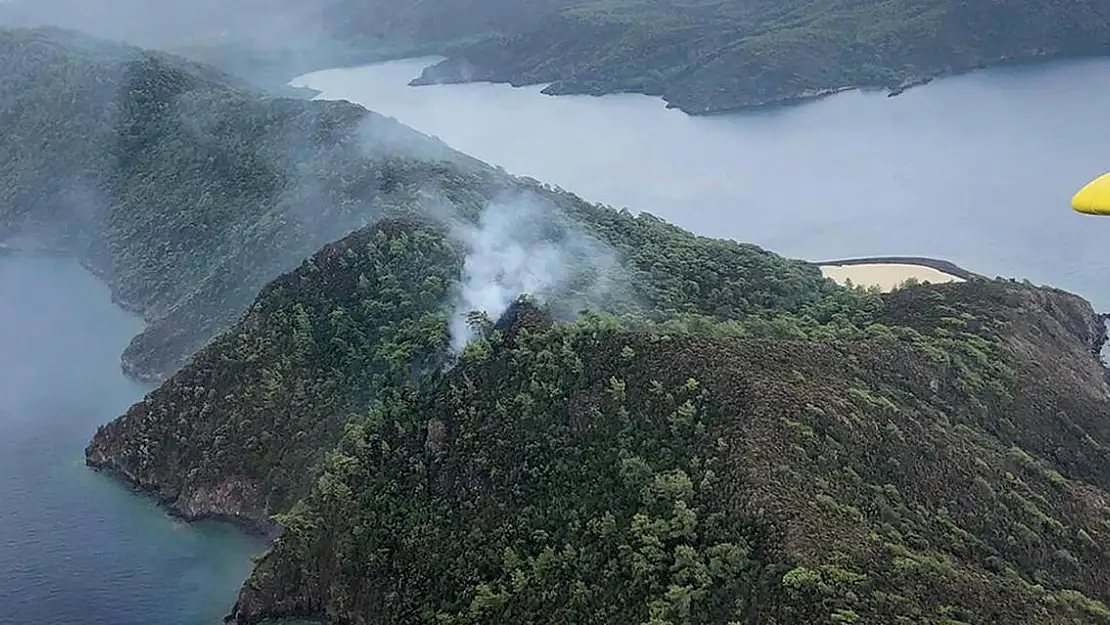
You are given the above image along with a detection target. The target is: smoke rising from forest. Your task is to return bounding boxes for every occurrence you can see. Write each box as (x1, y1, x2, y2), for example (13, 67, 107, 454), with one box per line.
(445, 192, 620, 353)
(0, 6, 633, 371)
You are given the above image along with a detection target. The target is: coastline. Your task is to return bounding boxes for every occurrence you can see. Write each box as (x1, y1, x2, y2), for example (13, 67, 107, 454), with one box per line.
(83, 455, 281, 541)
(397, 51, 1110, 117)
(0, 243, 70, 258)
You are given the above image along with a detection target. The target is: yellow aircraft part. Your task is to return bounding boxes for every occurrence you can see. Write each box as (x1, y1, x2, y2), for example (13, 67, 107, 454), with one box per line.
(1072, 172, 1110, 215)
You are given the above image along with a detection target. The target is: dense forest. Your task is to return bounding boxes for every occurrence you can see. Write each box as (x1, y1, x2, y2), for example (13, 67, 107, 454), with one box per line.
(0, 25, 470, 381)
(84, 200, 861, 531)
(1, 26, 820, 382)
(6, 0, 1110, 112)
(230, 282, 1110, 625)
(403, 0, 1110, 112)
(89, 213, 1110, 623)
(6, 21, 1110, 625)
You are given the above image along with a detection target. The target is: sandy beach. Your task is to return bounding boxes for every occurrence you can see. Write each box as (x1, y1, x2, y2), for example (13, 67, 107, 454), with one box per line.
(816, 257, 970, 292)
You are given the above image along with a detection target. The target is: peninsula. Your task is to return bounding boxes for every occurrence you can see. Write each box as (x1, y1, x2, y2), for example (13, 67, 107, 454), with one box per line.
(388, 0, 1110, 113)
(2, 25, 1109, 625)
(7, 0, 1110, 115)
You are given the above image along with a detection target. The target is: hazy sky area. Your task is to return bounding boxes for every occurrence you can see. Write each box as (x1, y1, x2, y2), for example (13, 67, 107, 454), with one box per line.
(0, 0, 324, 47)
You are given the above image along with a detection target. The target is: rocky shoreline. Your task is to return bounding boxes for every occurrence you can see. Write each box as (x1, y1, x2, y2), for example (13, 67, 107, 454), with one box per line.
(405, 56, 1039, 116)
(400, 46, 1093, 117)
(84, 441, 281, 541)
(0, 243, 70, 257)
(406, 57, 910, 115)
(72, 247, 1110, 624)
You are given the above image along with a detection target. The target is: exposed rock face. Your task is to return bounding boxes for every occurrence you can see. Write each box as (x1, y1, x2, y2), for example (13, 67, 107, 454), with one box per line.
(86, 425, 273, 535)
(84, 216, 463, 535)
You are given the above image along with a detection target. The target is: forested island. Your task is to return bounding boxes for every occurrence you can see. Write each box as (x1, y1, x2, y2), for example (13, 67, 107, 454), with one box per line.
(355, 0, 1110, 113)
(4, 24, 1110, 625)
(5, 0, 1110, 113)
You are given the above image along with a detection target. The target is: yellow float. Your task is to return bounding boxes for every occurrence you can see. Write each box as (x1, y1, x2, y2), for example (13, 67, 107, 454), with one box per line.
(1072, 172, 1110, 215)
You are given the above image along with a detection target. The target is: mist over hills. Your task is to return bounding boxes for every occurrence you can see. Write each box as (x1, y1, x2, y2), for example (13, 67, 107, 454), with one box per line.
(3, 9, 1110, 625)
(0, 25, 827, 380)
(0, 25, 477, 381)
(0, 0, 316, 47)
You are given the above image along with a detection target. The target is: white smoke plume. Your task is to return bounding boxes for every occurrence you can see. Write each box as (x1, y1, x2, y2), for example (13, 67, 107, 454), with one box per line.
(446, 192, 619, 353)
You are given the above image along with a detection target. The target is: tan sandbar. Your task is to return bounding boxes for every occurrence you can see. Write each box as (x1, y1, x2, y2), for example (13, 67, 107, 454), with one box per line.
(819, 263, 965, 292)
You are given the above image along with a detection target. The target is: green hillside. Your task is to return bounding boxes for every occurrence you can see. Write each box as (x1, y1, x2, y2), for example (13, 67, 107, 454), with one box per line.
(5, 23, 1110, 625)
(227, 278, 1110, 625)
(89, 214, 1110, 623)
(0, 25, 485, 380)
(398, 0, 1110, 112)
(4, 25, 827, 385)
(8, 1, 1110, 112)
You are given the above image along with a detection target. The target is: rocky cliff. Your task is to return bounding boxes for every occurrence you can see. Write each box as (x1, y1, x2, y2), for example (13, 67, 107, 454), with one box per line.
(88, 224, 1110, 623)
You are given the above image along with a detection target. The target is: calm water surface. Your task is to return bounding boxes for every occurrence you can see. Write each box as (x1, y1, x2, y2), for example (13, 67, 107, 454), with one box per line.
(295, 56, 1110, 308)
(0, 257, 263, 625)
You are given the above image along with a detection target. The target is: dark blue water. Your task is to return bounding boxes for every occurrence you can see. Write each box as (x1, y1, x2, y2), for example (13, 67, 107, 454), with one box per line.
(0, 257, 263, 625)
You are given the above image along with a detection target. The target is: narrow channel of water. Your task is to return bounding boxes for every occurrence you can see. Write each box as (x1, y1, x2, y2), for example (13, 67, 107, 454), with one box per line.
(0, 256, 263, 625)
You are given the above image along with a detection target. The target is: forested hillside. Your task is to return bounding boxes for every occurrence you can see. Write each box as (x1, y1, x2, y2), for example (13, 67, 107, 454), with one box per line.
(87, 210, 1110, 623)
(406, 0, 1110, 112)
(84, 204, 859, 532)
(1, 26, 828, 382)
(0, 26, 466, 380)
(8, 1, 1109, 112)
(8, 0, 1110, 113)
(7, 21, 1110, 625)
(228, 280, 1110, 625)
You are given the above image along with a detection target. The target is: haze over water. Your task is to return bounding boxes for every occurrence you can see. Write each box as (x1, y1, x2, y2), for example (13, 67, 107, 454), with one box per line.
(295, 56, 1110, 309)
(0, 257, 263, 625)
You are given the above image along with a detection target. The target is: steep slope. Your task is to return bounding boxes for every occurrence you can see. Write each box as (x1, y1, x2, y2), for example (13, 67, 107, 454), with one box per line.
(404, 0, 1110, 113)
(86, 201, 1110, 623)
(85, 208, 854, 534)
(0, 26, 476, 381)
(1, 26, 832, 383)
(223, 279, 1110, 625)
